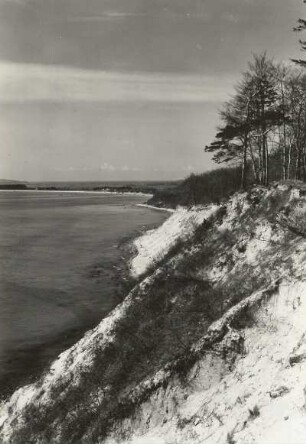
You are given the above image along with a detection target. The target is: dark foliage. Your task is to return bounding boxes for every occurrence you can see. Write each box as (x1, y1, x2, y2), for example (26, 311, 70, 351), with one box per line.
(148, 166, 246, 209)
(292, 1, 306, 66)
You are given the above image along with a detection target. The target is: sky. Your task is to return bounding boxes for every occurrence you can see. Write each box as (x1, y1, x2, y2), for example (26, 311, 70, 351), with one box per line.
(0, 0, 304, 182)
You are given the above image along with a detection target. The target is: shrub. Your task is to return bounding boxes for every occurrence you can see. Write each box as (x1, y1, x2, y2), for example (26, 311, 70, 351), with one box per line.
(249, 405, 260, 418)
(227, 431, 236, 444)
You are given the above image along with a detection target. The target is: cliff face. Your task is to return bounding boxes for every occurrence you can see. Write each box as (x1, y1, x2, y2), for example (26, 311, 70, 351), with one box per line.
(1, 184, 306, 444)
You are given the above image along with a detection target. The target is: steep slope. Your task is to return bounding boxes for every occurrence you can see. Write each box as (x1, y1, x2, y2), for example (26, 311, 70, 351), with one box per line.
(1, 184, 306, 444)
(130, 205, 218, 277)
(108, 280, 306, 444)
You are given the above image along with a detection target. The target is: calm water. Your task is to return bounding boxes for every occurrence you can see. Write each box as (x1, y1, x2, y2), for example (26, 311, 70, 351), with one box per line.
(0, 191, 167, 397)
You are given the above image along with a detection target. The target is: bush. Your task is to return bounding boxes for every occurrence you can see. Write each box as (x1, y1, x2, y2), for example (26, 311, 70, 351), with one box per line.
(227, 431, 236, 444)
(249, 405, 260, 418)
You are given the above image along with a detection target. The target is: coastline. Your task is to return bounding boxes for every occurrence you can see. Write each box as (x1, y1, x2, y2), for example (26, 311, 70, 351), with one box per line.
(4, 186, 306, 443)
(136, 203, 175, 213)
(0, 191, 167, 399)
(0, 199, 220, 441)
(0, 200, 176, 406)
(0, 189, 153, 198)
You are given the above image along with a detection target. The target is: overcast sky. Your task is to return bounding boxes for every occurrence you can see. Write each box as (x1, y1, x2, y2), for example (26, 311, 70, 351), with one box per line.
(0, 0, 304, 181)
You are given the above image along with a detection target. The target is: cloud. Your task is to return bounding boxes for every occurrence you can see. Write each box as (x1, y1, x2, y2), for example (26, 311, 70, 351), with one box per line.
(65, 9, 213, 23)
(100, 162, 115, 171)
(66, 12, 149, 22)
(0, 0, 34, 7)
(56, 164, 142, 173)
(0, 0, 26, 4)
(120, 165, 141, 172)
(222, 13, 241, 23)
(0, 61, 235, 104)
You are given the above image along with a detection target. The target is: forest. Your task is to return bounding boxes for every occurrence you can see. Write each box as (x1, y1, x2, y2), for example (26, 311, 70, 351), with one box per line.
(149, 2, 306, 208)
(205, 4, 306, 189)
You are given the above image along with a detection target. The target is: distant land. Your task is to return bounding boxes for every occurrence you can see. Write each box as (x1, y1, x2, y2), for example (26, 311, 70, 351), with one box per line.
(0, 179, 24, 183)
(0, 180, 180, 196)
(0, 179, 29, 190)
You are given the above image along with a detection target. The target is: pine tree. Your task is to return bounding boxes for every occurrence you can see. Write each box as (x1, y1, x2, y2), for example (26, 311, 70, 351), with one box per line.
(205, 54, 281, 187)
(292, 1, 306, 67)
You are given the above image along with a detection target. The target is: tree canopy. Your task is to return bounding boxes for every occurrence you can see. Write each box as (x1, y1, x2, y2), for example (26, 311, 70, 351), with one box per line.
(205, 54, 306, 188)
(292, 0, 306, 67)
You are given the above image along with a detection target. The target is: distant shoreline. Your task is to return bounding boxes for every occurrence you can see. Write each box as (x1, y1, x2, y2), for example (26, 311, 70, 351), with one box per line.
(0, 189, 153, 198)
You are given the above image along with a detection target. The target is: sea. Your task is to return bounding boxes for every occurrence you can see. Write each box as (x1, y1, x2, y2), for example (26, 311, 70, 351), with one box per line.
(0, 189, 168, 398)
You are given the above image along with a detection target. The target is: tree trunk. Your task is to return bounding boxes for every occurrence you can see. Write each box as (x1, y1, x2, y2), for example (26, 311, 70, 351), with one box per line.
(249, 144, 259, 182)
(282, 126, 287, 180)
(287, 140, 293, 180)
(241, 136, 248, 189)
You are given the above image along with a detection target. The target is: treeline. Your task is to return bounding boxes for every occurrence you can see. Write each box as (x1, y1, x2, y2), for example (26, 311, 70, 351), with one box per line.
(205, 53, 306, 188)
(0, 184, 28, 190)
(147, 166, 244, 208)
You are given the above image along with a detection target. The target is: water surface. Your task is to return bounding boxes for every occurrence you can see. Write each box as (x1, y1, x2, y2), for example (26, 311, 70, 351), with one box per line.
(0, 191, 167, 397)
